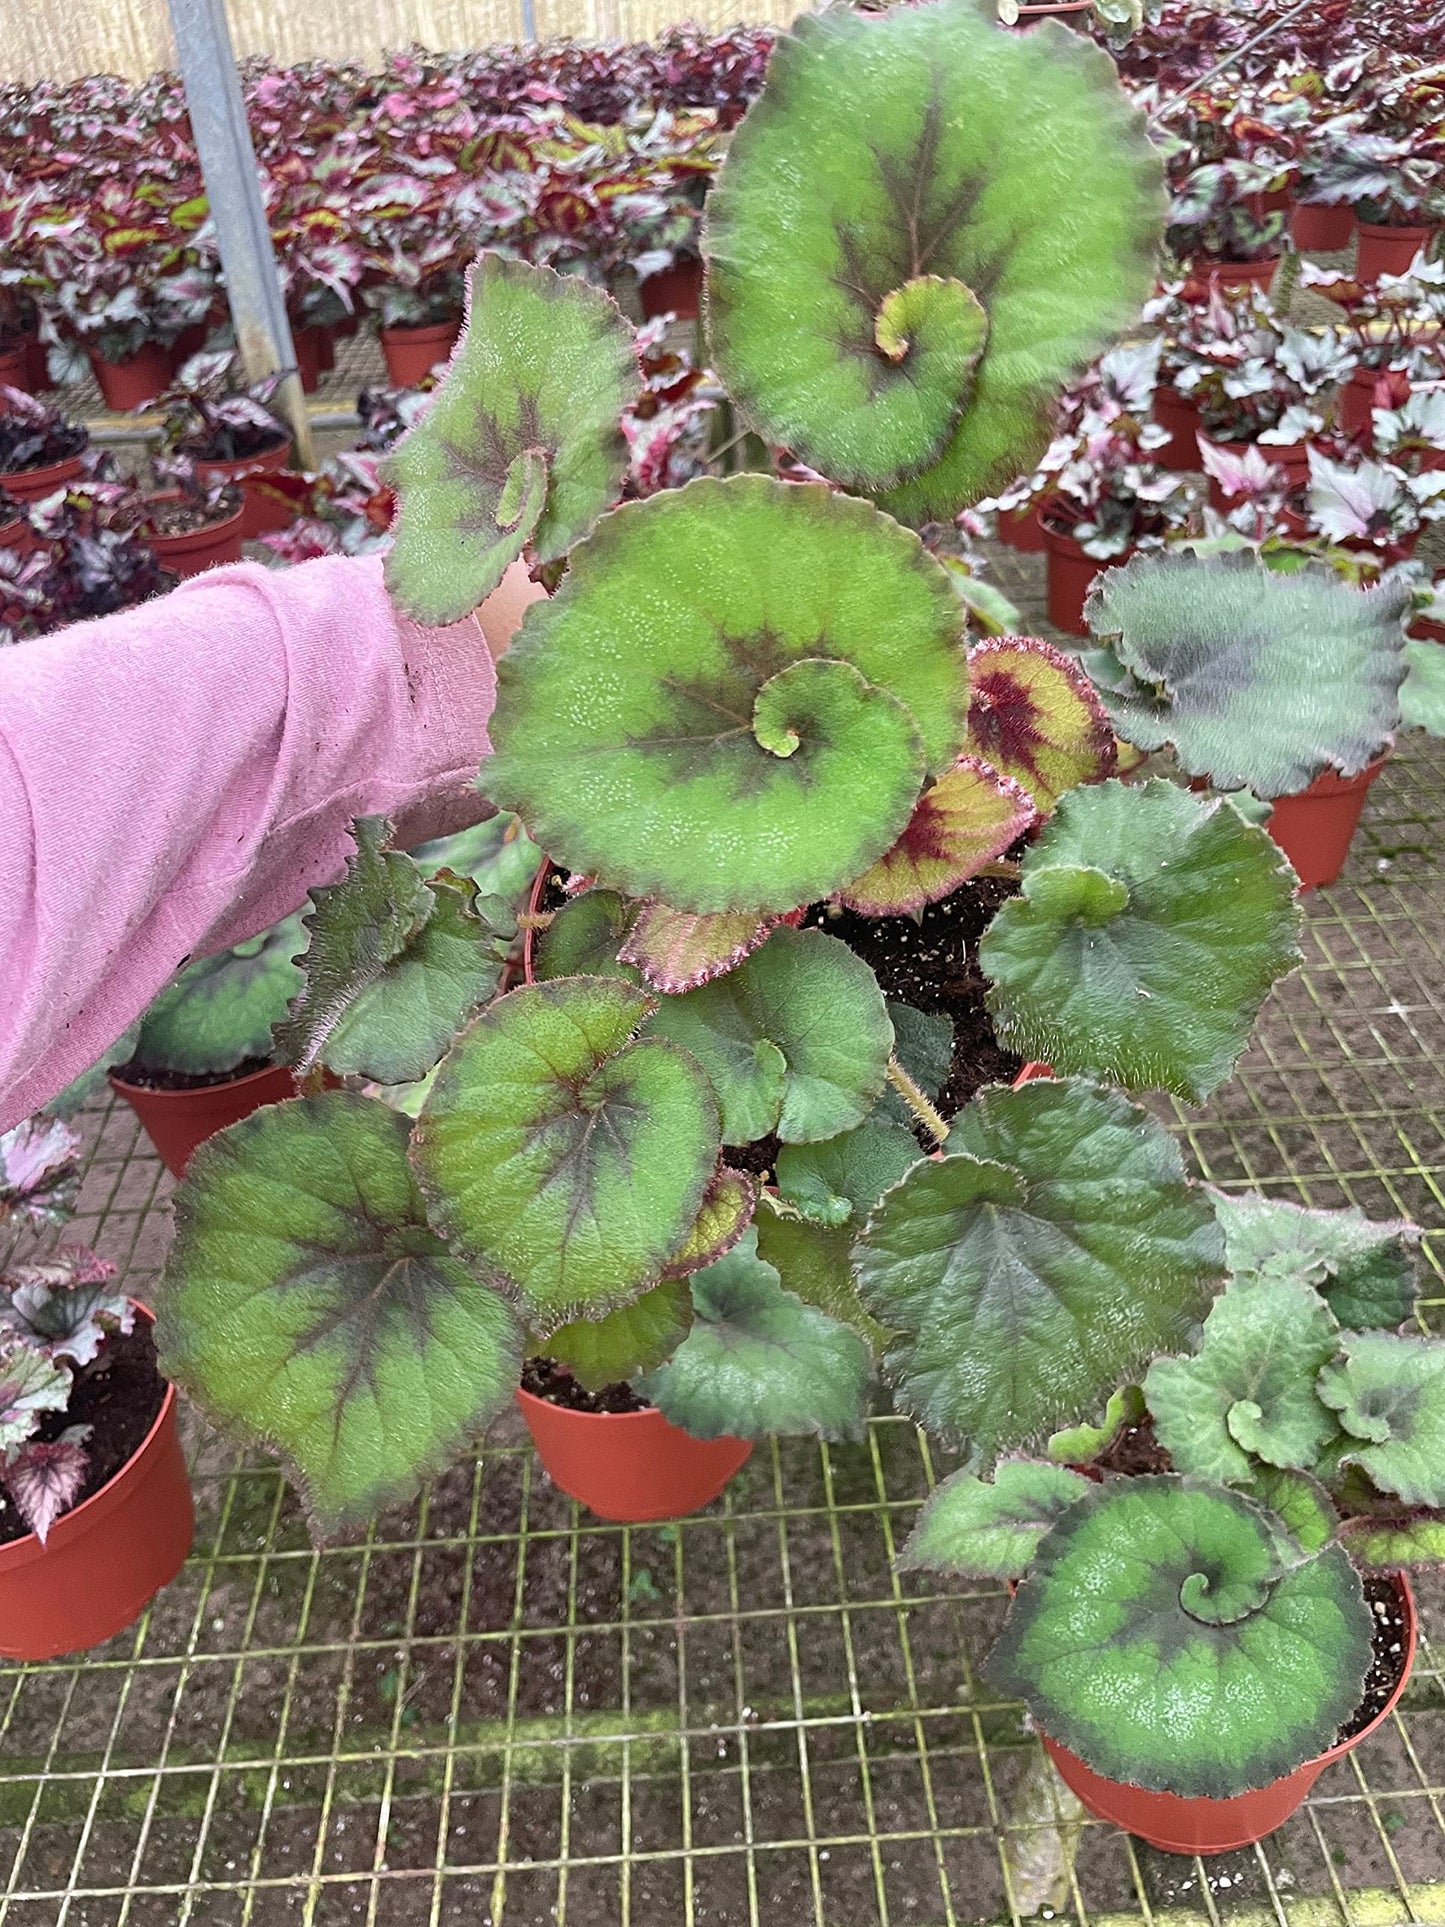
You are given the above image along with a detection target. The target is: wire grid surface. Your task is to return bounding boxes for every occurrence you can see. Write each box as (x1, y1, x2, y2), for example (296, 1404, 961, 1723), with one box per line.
(4, 550, 1445, 1927)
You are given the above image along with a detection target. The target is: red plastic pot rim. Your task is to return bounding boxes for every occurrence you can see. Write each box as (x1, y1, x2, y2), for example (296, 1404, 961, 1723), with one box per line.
(1268, 752, 1391, 804)
(141, 489, 246, 546)
(109, 1059, 291, 1102)
(1354, 220, 1437, 240)
(379, 319, 463, 342)
(0, 1304, 175, 1573)
(1, 452, 86, 499)
(516, 1384, 671, 1429)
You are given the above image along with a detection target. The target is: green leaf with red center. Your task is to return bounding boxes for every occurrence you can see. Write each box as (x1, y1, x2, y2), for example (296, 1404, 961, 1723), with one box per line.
(838, 755, 1035, 916)
(384, 254, 639, 625)
(661, 1166, 760, 1279)
(964, 637, 1117, 814)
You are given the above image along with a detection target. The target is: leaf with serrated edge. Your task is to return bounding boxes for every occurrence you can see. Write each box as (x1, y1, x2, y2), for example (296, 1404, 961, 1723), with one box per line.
(538, 1280, 693, 1394)
(1084, 553, 1411, 798)
(0, 1247, 133, 1367)
(138, 914, 305, 1076)
(754, 1194, 889, 1352)
(1235, 1465, 1338, 1555)
(482, 476, 966, 915)
(414, 977, 720, 1332)
(408, 812, 543, 910)
(775, 1117, 922, 1228)
(985, 1476, 1372, 1799)
(156, 1093, 522, 1534)
(661, 1166, 759, 1279)
(897, 1460, 1092, 1580)
(645, 926, 893, 1146)
(1339, 1508, 1445, 1571)
(965, 637, 1117, 813)
(854, 1078, 1221, 1459)
(384, 254, 639, 624)
(1318, 1333, 1445, 1507)
(6, 1431, 89, 1543)
(1145, 1278, 1343, 1484)
(0, 1343, 70, 1453)
(839, 756, 1035, 916)
(1211, 1190, 1420, 1332)
(705, 0, 1164, 518)
(982, 780, 1301, 1102)
(620, 903, 778, 994)
(638, 1229, 871, 1442)
(534, 888, 640, 984)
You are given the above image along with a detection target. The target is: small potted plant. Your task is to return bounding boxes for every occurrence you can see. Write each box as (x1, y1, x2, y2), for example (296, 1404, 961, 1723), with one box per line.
(154, 351, 295, 539)
(1305, 442, 1445, 566)
(355, 174, 470, 386)
(1303, 257, 1445, 436)
(1292, 113, 1370, 254)
(889, 1185, 1431, 1852)
(1166, 159, 1287, 296)
(0, 481, 173, 644)
(126, 455, 246, 577)
(1307, 125, 1444, 282)
(0, 384, 91, 503)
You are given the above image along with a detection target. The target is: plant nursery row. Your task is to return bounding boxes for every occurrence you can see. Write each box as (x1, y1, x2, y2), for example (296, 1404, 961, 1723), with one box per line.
(2, 0, 1445, 1875)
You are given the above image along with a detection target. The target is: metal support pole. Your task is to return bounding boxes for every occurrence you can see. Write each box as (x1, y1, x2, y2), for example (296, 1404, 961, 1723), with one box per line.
(165, 0, 315, 467)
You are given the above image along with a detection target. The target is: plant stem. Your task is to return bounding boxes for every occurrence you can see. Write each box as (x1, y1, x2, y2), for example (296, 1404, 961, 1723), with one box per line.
(516, 911, 555, 931)
(886, 1057, 950, 1147)
(977, 859, 1021, 881)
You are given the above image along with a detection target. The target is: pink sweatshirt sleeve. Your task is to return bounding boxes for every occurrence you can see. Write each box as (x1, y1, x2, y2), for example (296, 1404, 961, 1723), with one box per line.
(0, 552, 540, 1130)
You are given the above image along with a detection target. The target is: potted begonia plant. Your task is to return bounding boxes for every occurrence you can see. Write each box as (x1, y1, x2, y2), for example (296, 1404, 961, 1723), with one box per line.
(127, 455, 245, 577)
(0, 385, 92, 504)
(0, 481, 173, 646)
(154, 352, 295, 539)
(1303, 257, 1445, 436)
(1166, 159, 1287, 295)
(894, 1187, 1429, 1852)
(1306, 122, 1445, 282)
(1305, 443, 1445, 566)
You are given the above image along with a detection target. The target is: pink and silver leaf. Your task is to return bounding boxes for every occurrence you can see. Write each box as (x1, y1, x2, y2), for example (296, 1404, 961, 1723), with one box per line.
(5, 1427, 92, 1544)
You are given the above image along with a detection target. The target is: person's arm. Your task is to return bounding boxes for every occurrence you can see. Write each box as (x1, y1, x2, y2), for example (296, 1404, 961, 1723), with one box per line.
(0, 553, 542, 1130)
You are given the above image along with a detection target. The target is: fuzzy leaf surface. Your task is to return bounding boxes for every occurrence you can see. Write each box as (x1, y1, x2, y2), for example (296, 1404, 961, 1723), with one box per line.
(538, 1280, 693, 1394)
(414, 978, 720, 1331)
(1084, 553, 1411, 797)
(535, 889, 640, 984)
(1144, 1278, 1343, 1485)
(138, 915, 305, 1077)
(482, 476, 966, 914)
(985, 1476, 1372, 1798)
(661, 1167, 759, 1279)
(619, 903, 778, 994)
(705, 0, 1164, 518)
(1400, 637, 1445, 736)
(854, 1078, 1221, 1458)
(1044, 1384, 1144, 1466)
(384, 255, 638, 624)
(645, 927, 892, 1146)
(982, 780, 1301, 1101)
(1212, 1191, 1420, 1331)
(1318, 1334, 1445, 1507)
(839, 756, 1034, 916)
(878, 1004, 954, 1132)
(896, 1460, 1092, 1580)
(638, 1230, 871, 1442)
(156, 1094, 522, 1532)
(754, 1196, 888, 1351)
(965, 637, 1117, 813)
(775, 1117, 922, 1228)
(1237, 1466, 1338, 1555)
(6, 1430, 89, 1543)
(1339, 1510, 1445, 1571)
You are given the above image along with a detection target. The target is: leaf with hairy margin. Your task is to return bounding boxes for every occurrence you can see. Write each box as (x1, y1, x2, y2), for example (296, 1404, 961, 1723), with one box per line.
(413, 978, 720, 1333)
(408, 812, 543, 910)
(660, 1167, 758, 1279)
(538, 1281, 694, 1394)
(1400, 637, 1445, 736)
(619, 903, 778, 994)
(1084, 552, 1411, 797)
(965, 637, 1117, 814)
(638, 1230, 871, 1441)
(1318, 1333, 1445, 1507)
(705, 0, 1165, 520)
(1339, 1508, 1445, 1571)
(137, 915, 305, 1077)
(482, 476, 967, 915)
(277, 820, 512, 1083)
(384, 254, 638, 624)
(854, 1078, 1221, 1459)
(155, 1093, 523, 1533)
(0, 1343, 70, 1454)
(1144, 1277, 1343, 1485)
(534, 888, 641, 984)
(839, 757, 1035, 916)
(1211, 1190, 1420, 1332)
(754, 1195, 889, 1351)
(982, 780, 1301, 1101)
(897, 1460, 1092, 1580)
(985, 1476, 1371, 1799)
(645, 927, 893, 1146)
(775, 1117, 923, 1228)
(1235, 1466, 1338, 1555)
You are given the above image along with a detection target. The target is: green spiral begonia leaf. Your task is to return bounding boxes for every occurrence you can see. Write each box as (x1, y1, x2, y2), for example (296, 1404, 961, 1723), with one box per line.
(985, 1476, 1373, 1798)
(1211, 1191, 1420, 1332)
(384, 254, 638, 625)
(137, 914, 305, 1077)
(413, 977, 720, 1333)
(854, 1078, 1222, 1459)
(1318, 1333, 1445, 1508)
(156, 1094, 522, 1533)
(481, 476, 968, 915)
(705, 0, 1165, 518)
(897, 1459, 1093, 1581)
(981, 780, 1301, 1102)
(644, 926, 893, 1146)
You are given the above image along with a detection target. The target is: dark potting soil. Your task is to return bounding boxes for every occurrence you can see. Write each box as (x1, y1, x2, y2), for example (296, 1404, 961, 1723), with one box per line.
(145, 497, 231, 537)
(521, 1357, 650, 1416)
(724, 1132, 782, 1180)
(112, 1054, 274, 1093)
(0, 1321, 166, 1547)
(1338, 1573, 1408, 1743)
(801, 875, 1024, 1119)
(1092, 1415, 1174, 1479)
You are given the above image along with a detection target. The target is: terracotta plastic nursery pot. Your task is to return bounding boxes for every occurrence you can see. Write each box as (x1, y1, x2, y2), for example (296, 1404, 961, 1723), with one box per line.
(380, 319, 462, 388)
(0, 513, 27, 555)
(0, 343, 28, 390)
(110, 1061, 302, 1178)
(1293, 201, 1355, 252)
(1192, 257, 1280, 299)
(994, 498, 1048, 552)
(516, 1389, 752, 1522)
(639, 258, 704, 321)
(1, 452, 86, 503)
(292, 324, 323, 394)
(0, 1309, 194, 1662)
(142, 490, 246, 576)
(1354, 221, 1437, 284)
(1040, 1575, 1416, 1855)
(1042, 522, 1129, 637)
(89, 341, 174, 412)
(195, 437, 292, 539)
(1152, 384, 1202, 473)
(1266, 754, 1390, 891)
